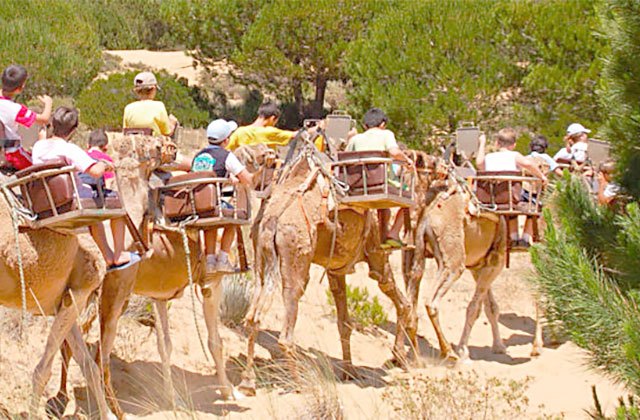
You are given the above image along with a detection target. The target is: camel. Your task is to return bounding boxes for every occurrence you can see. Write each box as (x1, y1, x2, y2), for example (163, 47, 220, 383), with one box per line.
(402, 162, 511, 361)
(239, 139, 412, 395)
(53, 142, 273, 418)
(0, 166, 117, 416)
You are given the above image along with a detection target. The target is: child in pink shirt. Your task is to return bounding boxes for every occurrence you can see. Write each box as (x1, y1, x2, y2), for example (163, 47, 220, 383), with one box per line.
(86, 129, 115, 182)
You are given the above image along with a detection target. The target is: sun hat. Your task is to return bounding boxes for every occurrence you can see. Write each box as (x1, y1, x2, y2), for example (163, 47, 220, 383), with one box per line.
(206, 119, 238, 144)
(133, 72, 158, 89)
(566, 123, 591, 136)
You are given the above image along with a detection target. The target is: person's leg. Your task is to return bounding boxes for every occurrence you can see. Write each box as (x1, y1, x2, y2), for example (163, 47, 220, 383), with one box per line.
(216, 227, 237, 273)
(508, 216, 519, 241)
(89, 223, 114, 266)
(377, 209, 389, 242)
(387, 208, 406, 241)
(522, 217, 533, 244)
(204, 229, 218, 273)
(110, 218, 131, 266)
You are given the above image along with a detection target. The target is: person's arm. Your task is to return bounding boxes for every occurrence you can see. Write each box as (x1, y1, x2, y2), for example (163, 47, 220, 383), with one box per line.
(597, 173, 614, 205)
(155, 103, 177, 137)
(34, 95, 53, 124)
(388, 146, 412, 165)
(515, 153, 548, 185)
(475, 133, 487, 170)
(85, 161, 112, 179)
(235, 168, 253, 186)
(227, 153, 253, 185)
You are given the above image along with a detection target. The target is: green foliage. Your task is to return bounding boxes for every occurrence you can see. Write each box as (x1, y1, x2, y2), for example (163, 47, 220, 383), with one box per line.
(345, 0, 603, 150)
(326, 285, 387, 331)
(598, 0, 640, 200)
(530, 176, 640, 393)
(0, 1, 101, 98)
(75, 71, 211, 130)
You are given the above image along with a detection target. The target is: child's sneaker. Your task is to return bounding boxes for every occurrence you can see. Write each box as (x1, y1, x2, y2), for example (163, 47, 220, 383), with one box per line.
(380, 238, 404, 250)
(206, 255, 218, 275)
(215, 253, 238, 274)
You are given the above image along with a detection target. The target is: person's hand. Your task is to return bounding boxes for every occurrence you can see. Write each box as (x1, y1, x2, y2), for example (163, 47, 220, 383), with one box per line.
(37, 125, 47, 140)
(169, 114, 179, 125)
(597, 171, 606, 183)
(541, 175, 549, 187)
(478, 133, 487, 146)
(101, 160, 115, 171)
(38, 95, 52, 106)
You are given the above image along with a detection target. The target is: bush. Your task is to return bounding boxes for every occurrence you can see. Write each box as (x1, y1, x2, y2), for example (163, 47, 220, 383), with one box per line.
(219, 273, 253, 328)
(326, 285, 387, 331)
(0, 1, 101, 98)
(75, 70, 211, 130)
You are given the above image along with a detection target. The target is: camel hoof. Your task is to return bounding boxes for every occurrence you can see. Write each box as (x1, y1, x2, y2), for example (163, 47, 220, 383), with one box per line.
(338, 364, 360, 381)
(237, 379, 257, 397)
(45, 393, 68, 418)
(453, 345, 468, 362)
(492, 341, 507, 354)
(530, 346, 542, 357)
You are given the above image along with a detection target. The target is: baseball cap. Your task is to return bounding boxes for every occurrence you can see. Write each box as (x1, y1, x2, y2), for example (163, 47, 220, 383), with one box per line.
(133, 72, 158, 88)
(206, 119, 238, 143)
(566, 123, 591, 136)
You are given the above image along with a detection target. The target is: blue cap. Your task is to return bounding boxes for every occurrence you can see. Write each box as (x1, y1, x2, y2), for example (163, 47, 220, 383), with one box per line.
(206, 119, 238, 143)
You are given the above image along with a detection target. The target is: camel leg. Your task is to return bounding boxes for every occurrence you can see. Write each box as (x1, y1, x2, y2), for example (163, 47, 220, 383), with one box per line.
(153, 300, 176, 408)
(279, 281, 307, 381)
(238, 317, 259, 397)
(201, 279, 242, 400)
(403, 248, 425, 359)
(483, 288, 507, 354)
(46, 341, 72, 418)
(531, 301, 544, 357)
(65, 323, 115, 420)
(458, 262, 505, 360)
(31, 290, 89, 418)
(375, 262, 411, 367)
(328, 273, 356, 380)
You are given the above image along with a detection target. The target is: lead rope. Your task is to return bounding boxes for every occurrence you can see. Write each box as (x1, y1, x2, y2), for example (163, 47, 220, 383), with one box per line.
(2, 185, 30, 341)
(177, 218, 211, 363)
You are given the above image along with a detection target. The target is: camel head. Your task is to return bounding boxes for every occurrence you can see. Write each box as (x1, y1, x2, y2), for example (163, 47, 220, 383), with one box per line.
(234, 144, 279, 191)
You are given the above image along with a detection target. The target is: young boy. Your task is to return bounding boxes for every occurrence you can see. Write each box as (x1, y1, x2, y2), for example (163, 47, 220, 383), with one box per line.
(0, 64, 53, 170)
(554, 123, 590, 164)
(32, 106, 138, 271)
(345, 108, 413, 249)
(476, 128, 548, 248)
(597, 159, 619, 206)
(123, 72, 178, 137)
(192, 119, 253, 274)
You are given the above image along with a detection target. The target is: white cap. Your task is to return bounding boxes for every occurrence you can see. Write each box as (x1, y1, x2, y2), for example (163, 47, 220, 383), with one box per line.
(566, 123, 591, 136)
(206, 119, 238, 143)
(133, 71, 158, 88)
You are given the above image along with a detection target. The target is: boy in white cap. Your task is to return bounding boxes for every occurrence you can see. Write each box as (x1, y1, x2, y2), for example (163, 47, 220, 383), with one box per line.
(554, 123, 590, 163)
(193, 119, 253, 274)
(123, 71, 179, 137)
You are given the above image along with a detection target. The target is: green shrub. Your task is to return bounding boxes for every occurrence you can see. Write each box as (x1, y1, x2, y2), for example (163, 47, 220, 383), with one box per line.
(75, 70, 211, 130)
(0, 1, 101, 98)
(326, 285, 387, 331)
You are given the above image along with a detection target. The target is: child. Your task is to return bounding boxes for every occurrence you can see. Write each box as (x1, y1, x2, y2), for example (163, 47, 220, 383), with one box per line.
(0, 64, 53, 170)
(192, 119, 253, 274)
(123, 72, 178, 137)
(87, 129, 115, 184)
(32, 106, 138, 271)
(345, 108, 413, 250)
(553, 123, 590, 164)
(597, 159, 619, 206)
(528, 134, 562, 176)
(476, 128, 548, 248)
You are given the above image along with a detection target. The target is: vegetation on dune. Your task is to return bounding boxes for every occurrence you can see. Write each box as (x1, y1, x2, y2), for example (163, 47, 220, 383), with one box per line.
(325, 285, 387, 331)
(76, 70, 211, 130)
(529, 0, 640, 412)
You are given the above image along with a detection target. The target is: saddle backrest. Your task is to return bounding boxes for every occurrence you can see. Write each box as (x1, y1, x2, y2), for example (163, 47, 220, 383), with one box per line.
(15, 159, 76, 216)
(475, 170, 522, 205)
(336, 150, 388, 190)
(162, 172, 219, 221)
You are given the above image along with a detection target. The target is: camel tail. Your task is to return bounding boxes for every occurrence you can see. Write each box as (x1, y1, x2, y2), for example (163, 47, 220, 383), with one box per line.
(245, 216, 281, 324)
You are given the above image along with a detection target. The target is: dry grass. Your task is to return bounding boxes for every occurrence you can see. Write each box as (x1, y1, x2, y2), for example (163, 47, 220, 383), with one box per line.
(382, 370, 537, 419)
(219, 273, 253, 328)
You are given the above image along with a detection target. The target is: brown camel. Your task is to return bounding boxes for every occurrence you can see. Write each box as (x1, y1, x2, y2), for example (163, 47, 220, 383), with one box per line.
(402, 164, 510, 361)
(0, 177, 116, 416)
(239, 142, 412, 395)
(53, 143, 273, 417)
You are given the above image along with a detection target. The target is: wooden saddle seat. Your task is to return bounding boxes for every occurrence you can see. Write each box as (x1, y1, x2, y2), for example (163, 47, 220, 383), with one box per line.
(473, 170, 542, 215)
(333, 151, 415, 209)
(7, 159, 126, 230)
(159, 171, 250, 227)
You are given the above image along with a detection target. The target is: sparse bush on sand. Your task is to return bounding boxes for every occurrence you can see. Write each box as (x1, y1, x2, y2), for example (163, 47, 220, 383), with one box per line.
(220, 273, 253, 328)
(326, 285, 387, 331)
(383, 371, 534, 419)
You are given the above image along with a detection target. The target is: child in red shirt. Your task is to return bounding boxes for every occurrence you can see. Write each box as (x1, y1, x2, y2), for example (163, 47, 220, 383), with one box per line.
(0, 65, 52, 170)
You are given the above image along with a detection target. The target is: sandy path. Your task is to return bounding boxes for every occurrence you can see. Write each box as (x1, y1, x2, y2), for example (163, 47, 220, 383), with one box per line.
(0, 252, 624, 418)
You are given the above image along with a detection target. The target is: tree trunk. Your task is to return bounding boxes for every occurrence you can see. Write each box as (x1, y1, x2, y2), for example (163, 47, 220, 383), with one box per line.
(292, 80, 304, 125)
(311, 73, 328, 119)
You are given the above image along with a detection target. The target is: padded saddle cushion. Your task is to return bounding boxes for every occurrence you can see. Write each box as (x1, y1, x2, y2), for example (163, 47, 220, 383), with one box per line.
(162, 172, 250, 221)
(15, 159, 76, 216)
(475, 170, 523, 206)
(337, 150, 388, 190)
